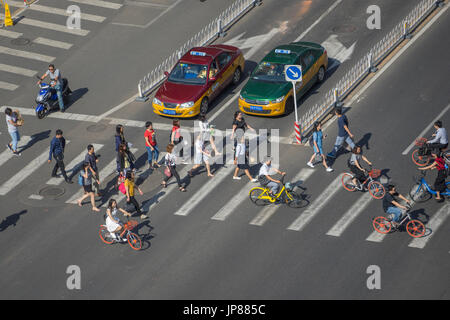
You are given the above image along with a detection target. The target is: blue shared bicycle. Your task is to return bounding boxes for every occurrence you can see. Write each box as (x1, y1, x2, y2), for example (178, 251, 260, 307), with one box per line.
(410, 170, 450, 202)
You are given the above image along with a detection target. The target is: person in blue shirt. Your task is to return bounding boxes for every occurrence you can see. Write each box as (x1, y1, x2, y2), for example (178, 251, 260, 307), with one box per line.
(48, 129, 72, 184)
(307, 121, 333, 172)
(327, 108, 356, 158)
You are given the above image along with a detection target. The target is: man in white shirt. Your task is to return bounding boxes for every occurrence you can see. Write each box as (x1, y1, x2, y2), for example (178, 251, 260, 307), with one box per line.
(427, 120, 448, 152)
(258, 156, 286, 195)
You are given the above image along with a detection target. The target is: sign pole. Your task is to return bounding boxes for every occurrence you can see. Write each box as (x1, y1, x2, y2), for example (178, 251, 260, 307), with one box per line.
(284, 64, 303, 144)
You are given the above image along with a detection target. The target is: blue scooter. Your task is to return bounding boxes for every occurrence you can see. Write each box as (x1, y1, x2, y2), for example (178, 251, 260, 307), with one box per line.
(35, 76, 72, 119)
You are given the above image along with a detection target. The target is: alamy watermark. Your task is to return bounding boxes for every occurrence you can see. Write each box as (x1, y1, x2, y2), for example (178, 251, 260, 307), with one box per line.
(66, 265, 81, 290)
(366, 265, 381, 290)
(66, 5, 81, 30)
(366, 5, 381, 30)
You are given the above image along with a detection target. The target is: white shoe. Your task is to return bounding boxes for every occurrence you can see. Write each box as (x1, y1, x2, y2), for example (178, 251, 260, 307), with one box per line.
(233, 176, 241, 180)
(307, 162, 314, 168)
(326, 167, 334, 172)
(251, 178, 258, 183)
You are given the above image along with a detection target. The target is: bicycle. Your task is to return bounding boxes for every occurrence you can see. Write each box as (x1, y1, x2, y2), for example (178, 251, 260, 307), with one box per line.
(341, 166, 385, 199)
(99, 217, 142, 251)
(409, 170, 450, 203)
(411, 137, 449, 167)
(249, 176, 305, 208)
(372, 204, 425, 238)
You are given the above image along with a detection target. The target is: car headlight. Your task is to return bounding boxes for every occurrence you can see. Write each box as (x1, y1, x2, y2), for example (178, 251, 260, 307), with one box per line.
(271, 95, 285, 104)
(180, 101, 194, 108)
(153, 97, 162, 105)
(239, 94, 244, 100)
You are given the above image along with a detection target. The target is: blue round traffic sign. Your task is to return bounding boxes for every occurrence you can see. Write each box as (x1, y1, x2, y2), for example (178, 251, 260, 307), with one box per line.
(285, 65, 302, 81)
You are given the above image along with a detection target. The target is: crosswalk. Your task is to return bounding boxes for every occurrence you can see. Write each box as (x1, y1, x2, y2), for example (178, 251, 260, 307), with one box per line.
(0, 0, 122, 91)
(0, 138, 448, 251)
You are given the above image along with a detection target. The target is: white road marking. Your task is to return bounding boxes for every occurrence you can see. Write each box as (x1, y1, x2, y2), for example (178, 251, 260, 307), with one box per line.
(287, 175, 343, 231)
(321, 34, 356, 69)
(0, 81, 19, 91)
(0, 45, 55, 62)
(69, 0, 123, 10)
(295, 0, 343, 41)
(124, 0, 169, 9)
(408, 203, 450, 249)
(29, 194, 44, 200)
(0, 147, 50, 195)
(0, 106, 100, 122)
(0, 63, 37, 77)
(7, 0, 106, 22)
(402, 103, 450, 155)
(46, 144, 104, 185)
(249, 168, 315, 226)
(0, 136, 32, 167)
(211, 179, 254, 221)
(326, 192, 372, 237)
(33, 37, 73, 50)
(0, 29, 23, 39)
(13, 18, 90, 36)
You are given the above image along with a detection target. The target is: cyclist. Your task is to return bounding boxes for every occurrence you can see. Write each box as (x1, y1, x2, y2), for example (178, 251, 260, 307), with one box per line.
(383, 185, 411, 227)
(258, 156, 286, 197)
(105, 199, 131, 242)
(348, 145, 372, 188)
(427, 120, 448, 153)
(418, 151, 447, 202)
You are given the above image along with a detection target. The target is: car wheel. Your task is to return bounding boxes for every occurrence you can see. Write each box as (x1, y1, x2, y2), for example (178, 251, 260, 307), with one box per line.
(284, 96, 294, 115)
(317, 66, 325, 83)
(200, 98, 209, 114)
(232, 67, 241, 86)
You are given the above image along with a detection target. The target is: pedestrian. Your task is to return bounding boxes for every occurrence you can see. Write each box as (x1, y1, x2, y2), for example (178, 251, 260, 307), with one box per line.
(37, 64, 70, 112)
(419, 151, 447, 202)
(327, 108, 356, 158)
(85, 144, 102, 197)
(116, 143, 134, 177)
(348, 146, 372, 187)
(48, 129, 72, 184)
(427, 120, 448, 153)
(307, 121, 333, 172)
(76, 163, 100, 212)
(144, 121, 160, 170)
(161, 143, 186, 192)
(188, 134, 214, 178)
(198, 113, 221, 155)
(115, 124, 126, 152)
(233, 135, 257, 182)
(4, 108, 22, 156)
(231, 111, 254, 141)
(170, 119, 189, 164)
(124, 171, 147, 220)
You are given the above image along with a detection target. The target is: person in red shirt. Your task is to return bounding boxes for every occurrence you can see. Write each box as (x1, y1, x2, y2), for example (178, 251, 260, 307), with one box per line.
(144, 121, 160, 169)
(419, 151, 448, 202)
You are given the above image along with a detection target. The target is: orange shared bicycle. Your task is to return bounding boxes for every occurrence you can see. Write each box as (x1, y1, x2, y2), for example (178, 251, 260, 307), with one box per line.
(99, 218, 142, 251)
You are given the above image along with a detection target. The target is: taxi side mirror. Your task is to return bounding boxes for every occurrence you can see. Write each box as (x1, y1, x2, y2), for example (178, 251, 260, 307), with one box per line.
(209, 76, 216, 82)
(164, 71, 169, 77)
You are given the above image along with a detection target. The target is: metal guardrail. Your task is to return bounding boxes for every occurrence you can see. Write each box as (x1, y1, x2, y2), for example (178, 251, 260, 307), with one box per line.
(299, 0, 442, 139)
(136, 0, 262, 101)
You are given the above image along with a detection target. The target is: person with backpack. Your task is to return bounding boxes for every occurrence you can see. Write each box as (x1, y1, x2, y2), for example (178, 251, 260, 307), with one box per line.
(124, 171, 147, 220)
(161, 143, 186, 192)
(76, 163, 100, 212)
(115, 124, 136, 164)
(327, 108, 356, 158)
(5, 107, 22, 156)
(116, 143, 134, 176)
(144, 121, 160, 170)
(48, 129, 72, 184)
(307, 121, 333, 172)
(419, 151, 448, 202)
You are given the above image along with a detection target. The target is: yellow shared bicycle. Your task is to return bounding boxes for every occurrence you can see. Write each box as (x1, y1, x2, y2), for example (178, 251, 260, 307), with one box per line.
(249, 176, 306, 208)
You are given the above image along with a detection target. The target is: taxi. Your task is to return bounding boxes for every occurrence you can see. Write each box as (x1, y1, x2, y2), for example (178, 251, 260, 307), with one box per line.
(238, 42, 328, 116)
(152, 45, 245, 118)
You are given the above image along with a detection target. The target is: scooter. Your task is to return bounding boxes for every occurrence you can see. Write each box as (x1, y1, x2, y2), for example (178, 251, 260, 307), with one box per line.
(35, 76, 72, 119)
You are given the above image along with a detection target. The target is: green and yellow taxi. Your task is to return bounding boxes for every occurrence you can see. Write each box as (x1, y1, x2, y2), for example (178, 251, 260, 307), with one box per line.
(238, 42, 328, 116)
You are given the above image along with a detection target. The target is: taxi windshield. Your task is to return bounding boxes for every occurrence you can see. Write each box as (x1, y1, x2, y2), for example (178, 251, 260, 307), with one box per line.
(168, 62, 208, 85)
(251, 62, 285, 82)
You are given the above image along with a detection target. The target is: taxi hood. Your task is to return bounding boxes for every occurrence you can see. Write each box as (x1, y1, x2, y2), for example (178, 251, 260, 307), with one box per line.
(156, 81, 203, 103)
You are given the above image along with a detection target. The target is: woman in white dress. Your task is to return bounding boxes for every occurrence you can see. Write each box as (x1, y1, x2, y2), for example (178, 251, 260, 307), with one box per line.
(105, 199, 131, 241)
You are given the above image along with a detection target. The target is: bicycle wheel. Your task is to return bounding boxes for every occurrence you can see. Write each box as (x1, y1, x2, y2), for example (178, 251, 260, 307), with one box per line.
(99, 226, 114, 245)
(368, 181, 385, 199)
(249, 188, 270, 206)
(409, 184, 431, 203)
(406, 219, 425, 238)
(342, 173, 357, 192)
(372, 217, 392, 234)
(127, 232, 142, 250)
(286, 191, 305, 208)
(411, 149, 431, 167)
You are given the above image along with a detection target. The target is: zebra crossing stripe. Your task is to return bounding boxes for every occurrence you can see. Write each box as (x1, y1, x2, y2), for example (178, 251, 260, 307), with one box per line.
(0, 45, 55, 62)
(17, 18, 90, 36)
(249, 168, 315, 226)
(0, 136, 32, 167)
(287, 175, 343, 231)
(7, 0, 106, 22)
(33, 37, 73, 50)
(0, 81, 19, 91)
(46, 144, 103, 185)
(0, 29, 23, 39)
(69, 0, 123, 10)
(408, 203, 450, 249)
(326, 192, 373, 237)
(0, 63, 37, 77)
(211, 180, 254, 221)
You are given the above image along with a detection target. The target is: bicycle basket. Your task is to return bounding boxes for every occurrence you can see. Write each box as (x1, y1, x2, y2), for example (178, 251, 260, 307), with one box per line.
(285, 182, 293, 191)
(415, 138, 427, 147)
(369, 169, 381, 179)
(125, 220, 138, 230)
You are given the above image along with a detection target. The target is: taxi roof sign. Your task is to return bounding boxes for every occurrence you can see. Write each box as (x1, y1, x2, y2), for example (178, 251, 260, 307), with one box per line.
(190, 51, 207, 56)
(275, 49, 291, 54)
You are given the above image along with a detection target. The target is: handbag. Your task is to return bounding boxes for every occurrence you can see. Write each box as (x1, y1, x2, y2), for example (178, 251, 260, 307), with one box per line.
(78, 173, 84, 186)
(118, 182, 127, 195)
(164, 167, 172, 178)
(13, 110, 24, 126)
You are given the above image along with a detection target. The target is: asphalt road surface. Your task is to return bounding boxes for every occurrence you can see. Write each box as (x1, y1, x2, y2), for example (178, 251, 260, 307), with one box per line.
(0, 0, 449, 299)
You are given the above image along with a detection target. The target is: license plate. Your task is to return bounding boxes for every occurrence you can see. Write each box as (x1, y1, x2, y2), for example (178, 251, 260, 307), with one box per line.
(250, 106, 263, 111)
(163, 109, 176, 115)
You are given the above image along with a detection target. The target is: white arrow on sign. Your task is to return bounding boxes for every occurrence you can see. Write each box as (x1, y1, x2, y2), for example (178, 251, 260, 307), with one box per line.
(321, 34, 356, 69)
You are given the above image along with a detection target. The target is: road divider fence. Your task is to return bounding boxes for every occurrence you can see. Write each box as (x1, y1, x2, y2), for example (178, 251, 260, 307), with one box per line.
(298, 0, 442, 142)
(136, 0, 262, 101)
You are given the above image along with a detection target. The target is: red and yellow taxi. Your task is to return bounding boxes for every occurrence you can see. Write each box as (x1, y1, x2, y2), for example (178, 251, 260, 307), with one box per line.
(152, 45, 245, 118)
